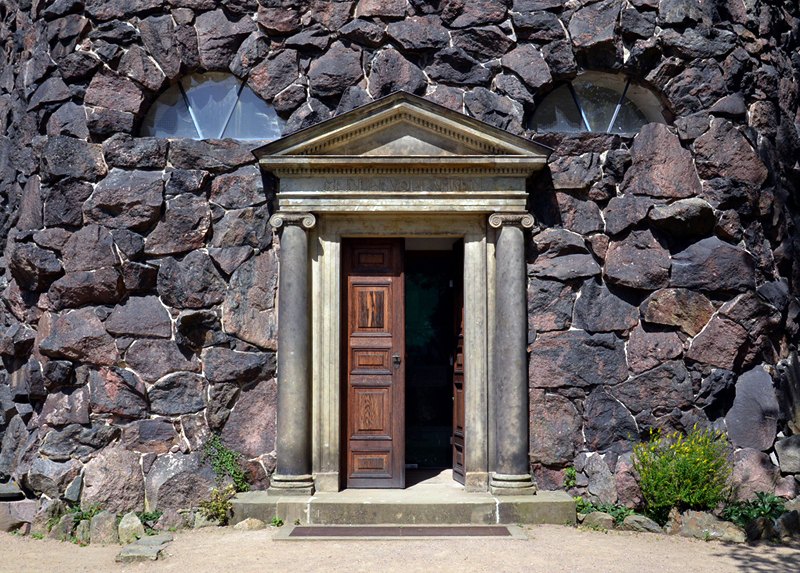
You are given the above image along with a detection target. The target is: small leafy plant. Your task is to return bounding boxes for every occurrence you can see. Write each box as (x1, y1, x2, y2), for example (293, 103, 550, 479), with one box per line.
(136, 509, 164, 534)
(563, 467, 577, 489)
(722, 492, 787, 527)
(270, 516, 284, 527)
(633, 426, 731, 525)
(575, 498, 635, 526)
(31, 532, 44, 540)
(198, 485, 237, 526)
(203, 434, 249, 492)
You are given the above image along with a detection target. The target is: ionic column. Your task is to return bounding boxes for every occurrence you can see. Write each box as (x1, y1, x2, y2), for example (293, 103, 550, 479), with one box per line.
(488, 212, 537, 496)
(268, 212, 316, 496)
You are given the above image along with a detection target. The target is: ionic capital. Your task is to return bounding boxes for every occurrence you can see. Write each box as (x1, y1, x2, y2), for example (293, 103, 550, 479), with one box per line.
(488, 212, 536, 230)
(269, 211, 317, 230)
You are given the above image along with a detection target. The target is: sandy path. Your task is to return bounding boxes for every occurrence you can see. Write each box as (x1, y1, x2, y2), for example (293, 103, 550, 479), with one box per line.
(2, 525, 799, 573)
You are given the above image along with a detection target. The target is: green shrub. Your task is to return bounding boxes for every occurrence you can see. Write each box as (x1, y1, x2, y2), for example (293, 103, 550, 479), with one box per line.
(198, 485, 237, 526)
(563, 467, 576, 489)
(575, 498, 635, 526)
(203, 434, 249, 492)
(722, 492, 787, 527)
(632, 426, 731, 525)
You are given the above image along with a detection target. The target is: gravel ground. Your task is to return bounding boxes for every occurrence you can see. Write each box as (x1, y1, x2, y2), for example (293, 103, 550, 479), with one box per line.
(2, 524, 800, 573)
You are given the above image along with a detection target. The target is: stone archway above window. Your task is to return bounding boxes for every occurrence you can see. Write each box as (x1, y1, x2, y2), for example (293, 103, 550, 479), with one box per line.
(529, 72, 666, 135)
(140, 72, 285, 140)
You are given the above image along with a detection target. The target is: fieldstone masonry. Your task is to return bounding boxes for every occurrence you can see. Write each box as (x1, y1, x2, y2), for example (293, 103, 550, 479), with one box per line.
(0, 0, 799, 520)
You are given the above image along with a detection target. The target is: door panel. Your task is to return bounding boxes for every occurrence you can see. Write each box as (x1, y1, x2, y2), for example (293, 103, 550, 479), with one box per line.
(452, 242, 466, 485)
(344, 239, 405, 488)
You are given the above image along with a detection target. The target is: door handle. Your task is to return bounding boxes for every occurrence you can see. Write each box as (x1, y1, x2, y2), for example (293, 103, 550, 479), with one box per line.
(393, 353, 401, 368)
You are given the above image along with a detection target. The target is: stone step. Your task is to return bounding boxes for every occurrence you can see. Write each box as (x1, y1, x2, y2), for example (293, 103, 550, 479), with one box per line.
(230, 490, 575, 526)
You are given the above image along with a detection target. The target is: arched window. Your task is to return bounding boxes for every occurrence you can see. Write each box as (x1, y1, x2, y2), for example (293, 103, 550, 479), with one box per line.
(530, 72, 665, 135)
(140, 72, 285, 140)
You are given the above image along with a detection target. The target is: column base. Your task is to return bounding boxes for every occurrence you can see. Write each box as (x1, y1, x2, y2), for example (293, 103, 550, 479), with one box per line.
(268, 474, 315, 496)
(489, 473, 537, 496)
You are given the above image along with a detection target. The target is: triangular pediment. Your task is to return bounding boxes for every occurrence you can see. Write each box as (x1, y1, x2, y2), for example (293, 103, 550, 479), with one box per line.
(254, 92, 551, 160)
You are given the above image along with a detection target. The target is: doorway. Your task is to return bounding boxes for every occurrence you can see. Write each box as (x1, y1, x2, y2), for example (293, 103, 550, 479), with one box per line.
(342, 238, 464, 489)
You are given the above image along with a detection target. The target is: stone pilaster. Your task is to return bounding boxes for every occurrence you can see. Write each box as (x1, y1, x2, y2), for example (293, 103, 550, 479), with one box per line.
(488, 212, 537, 496)
(268, 212, 316, 496)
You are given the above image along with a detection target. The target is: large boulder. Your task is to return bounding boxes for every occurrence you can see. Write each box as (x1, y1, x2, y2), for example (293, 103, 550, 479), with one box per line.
(441, 0, 507, 27)
(168, 139, 254, 172)
(220, 378, 277, 459)
(83, 169, 163, 232)
(621, 123, 702, 198)
(527, 278, 576, 334)
(84, 70, 145, 115)
(731, 448, 780, 501)
(88, 366, 149, 420)
(308, 41, 363, 98)
(694, 119, 769, 184)
(685, 315, 748, 370)
(725, 366, 780, 451)
(39, 386, 91, 426)
(640, 288, 715, 336)
(648, 198, 716, 237)
(145, 452, 216, 511)
(671, 237, 756, 293)
(625, 324, 684, 375)
(27, 458, 81, 498)
(529, 391, 583, 465)
(573, 279, 639, 333)
(611, 361, 693, 415)
(148, 372, 207, 416)
(144, 194, 212, 256)
(774, 435, 800, 474)
(104, 296, 172, 338)
(498, 45, 552, 92)
(41, 136, 107, 183)
(247, 49, 299, 102)
(529, 331, 627, 388)
(194, 9, 256, 70)
(7, 242, 63, 292)
(39, 423, 120, 462)
(125, 339, 201, 382)
(603, 229, 671, 290)
(62, 225, 118, 273)
(568, 0, 622, 69)
(47, 268, 126, 310)
(82, 445, 145, 513)
(202, 347, 275, 384)
(40, 308, 120, 366)
(368, 48, 427, 98)
(222, 250, 278, 350)
(209, 166, 265, 210)
(157, 251, 226, 310)
(583, 386, 638, 451)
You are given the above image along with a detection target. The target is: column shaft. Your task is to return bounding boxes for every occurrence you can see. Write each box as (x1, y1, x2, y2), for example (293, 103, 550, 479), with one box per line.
(490, 214, 536, 495)
(269, 214, 315, 495)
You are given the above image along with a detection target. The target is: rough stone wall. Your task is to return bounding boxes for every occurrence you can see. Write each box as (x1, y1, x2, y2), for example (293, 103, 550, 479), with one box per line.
(0, 0, 798, 511)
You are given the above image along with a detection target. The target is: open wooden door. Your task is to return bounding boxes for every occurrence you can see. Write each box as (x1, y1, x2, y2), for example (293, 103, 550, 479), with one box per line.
(343, 239, 405, 488)
(452, 242, 465, 485)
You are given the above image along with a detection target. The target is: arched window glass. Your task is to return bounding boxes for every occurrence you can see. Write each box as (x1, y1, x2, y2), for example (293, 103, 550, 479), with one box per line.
(141, 72, 285, 140)
(530, 72, 663, 135)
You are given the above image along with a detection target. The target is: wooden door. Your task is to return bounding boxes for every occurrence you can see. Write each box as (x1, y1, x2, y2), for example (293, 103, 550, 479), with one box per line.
(452, 242, 465, 484)
(343, 239, 405, 488)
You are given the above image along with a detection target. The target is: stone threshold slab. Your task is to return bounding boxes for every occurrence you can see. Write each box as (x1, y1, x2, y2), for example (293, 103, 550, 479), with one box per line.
(273, 524, 527, 541)
(230, 490, 575, 527)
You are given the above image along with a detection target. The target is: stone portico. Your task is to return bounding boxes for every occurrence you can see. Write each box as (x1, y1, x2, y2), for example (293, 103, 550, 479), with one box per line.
(257, 93, 550, 497)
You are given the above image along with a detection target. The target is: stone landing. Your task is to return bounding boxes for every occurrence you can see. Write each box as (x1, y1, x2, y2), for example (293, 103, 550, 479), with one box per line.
(230, 471, 575, 527)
